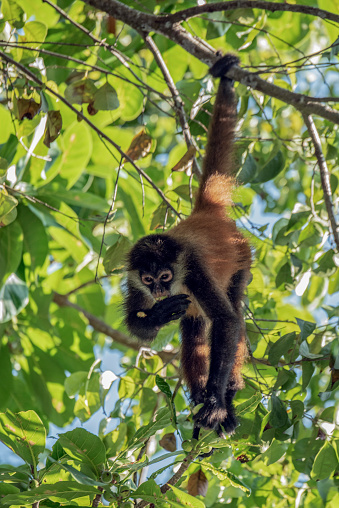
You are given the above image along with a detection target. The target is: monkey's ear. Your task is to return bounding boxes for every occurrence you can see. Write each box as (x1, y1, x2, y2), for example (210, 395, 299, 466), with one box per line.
(209, 54, 240, 79)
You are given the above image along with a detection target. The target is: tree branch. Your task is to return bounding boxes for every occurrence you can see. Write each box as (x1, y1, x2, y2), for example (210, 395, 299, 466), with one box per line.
(303, 114, 339, 251)
(83, 0, 339, 126)
(163, 0, 339, 25)
(0, 50, 180, 217)
(52, 292, 175, 362)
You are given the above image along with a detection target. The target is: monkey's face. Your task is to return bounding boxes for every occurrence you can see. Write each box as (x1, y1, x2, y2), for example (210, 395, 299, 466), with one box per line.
(140, 269, 173, 300)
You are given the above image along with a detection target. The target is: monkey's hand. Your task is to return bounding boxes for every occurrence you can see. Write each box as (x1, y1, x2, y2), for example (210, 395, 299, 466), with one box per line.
(147, 294, 190, 327)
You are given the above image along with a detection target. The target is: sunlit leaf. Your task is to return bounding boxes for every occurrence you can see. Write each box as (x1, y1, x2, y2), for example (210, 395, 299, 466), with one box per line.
(0, 410, 46, 464)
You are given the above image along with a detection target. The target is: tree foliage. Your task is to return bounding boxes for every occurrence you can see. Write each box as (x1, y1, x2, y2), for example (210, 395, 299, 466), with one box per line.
(0, 0, 338, 507)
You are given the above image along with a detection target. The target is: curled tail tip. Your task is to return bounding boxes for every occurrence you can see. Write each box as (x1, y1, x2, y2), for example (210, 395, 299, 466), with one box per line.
(210, 53, 240, 79)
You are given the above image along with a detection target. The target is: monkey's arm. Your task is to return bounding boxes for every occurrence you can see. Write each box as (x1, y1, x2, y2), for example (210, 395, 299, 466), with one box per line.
(125, 289, 190, 341)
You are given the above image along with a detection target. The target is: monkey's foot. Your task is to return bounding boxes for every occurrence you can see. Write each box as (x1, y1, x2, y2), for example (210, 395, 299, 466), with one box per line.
(194, 396, 228, 431)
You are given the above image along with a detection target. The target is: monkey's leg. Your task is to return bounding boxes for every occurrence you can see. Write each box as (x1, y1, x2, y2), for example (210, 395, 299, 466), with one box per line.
(180, 316, 209, 406)
(196, 312, 241, 432)
(184, 253, 243, 432)
(222, 270, 249, 432)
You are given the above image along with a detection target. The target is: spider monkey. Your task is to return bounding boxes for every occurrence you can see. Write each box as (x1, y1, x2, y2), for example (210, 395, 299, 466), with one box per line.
(124, 54, 251, 436)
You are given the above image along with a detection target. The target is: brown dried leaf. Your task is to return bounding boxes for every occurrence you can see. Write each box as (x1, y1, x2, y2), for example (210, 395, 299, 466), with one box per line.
(87, 102, 98, 116)
(124, 129, 152, 162)
(44, 110, 62, 147)
(159, 433, 177, 452)
(16, 98, 40, 120)
(172, 145, 196, 172)
(187, 469, 208, 497)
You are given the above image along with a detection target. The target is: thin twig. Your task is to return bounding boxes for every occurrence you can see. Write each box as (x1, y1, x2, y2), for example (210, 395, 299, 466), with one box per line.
(65, 275, 110, 296)
(303, 114, 339, 251)
(96, 161, 122, 281)
(143, 34, 201, 178)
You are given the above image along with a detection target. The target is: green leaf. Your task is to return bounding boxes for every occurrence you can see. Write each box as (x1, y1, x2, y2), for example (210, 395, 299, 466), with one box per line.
(118, 376, 136, 399)
(19, 21, 48, 57)
(58, 428, 106, 476)
(38, 187, 110, 212)
(0, 410, 46, 465)
(290, 400, 304, 422)
(0, 220, 23, 288)
(58, 122, 93, 189)
(275, 262, 293, 288)
(261, 439, 288, 465)
(64, 371, 88, 398)
(17, 206, 48, 272)
(131, 479, 162, 503)
(0, 273, 29, 323)
(311, 442, 338, 481)
(268, 332, 296, 366)
(203, 463, 251, 494)
(93, 82, 120, 111)
(1, 0, 25, 28)
(269, 393, 288, 428)
(74, 372, 101, 422)
(253, 150, 285, 183)
(168, 484, 205, 508)
(0, 190, 18, 221)
(296, 318, 316, 341)
(103, 235, 132, 273)
(299, 341, 323, 359)
(0, 134, 18, 165)
(1, 481, 99, 504)
(48, 457, 106, 487)
(236, 392, 262, 415)
(237, 153, 257, 184)
(156, 375, 173, 399)
(130, 408, 172, 449)
(155, 375, 177, 427)
(0, 344, 13, 409)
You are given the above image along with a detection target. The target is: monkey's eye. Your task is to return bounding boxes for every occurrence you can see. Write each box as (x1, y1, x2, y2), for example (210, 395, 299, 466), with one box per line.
(160, 271, 172, 282)
(142, 275, 153, 285)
